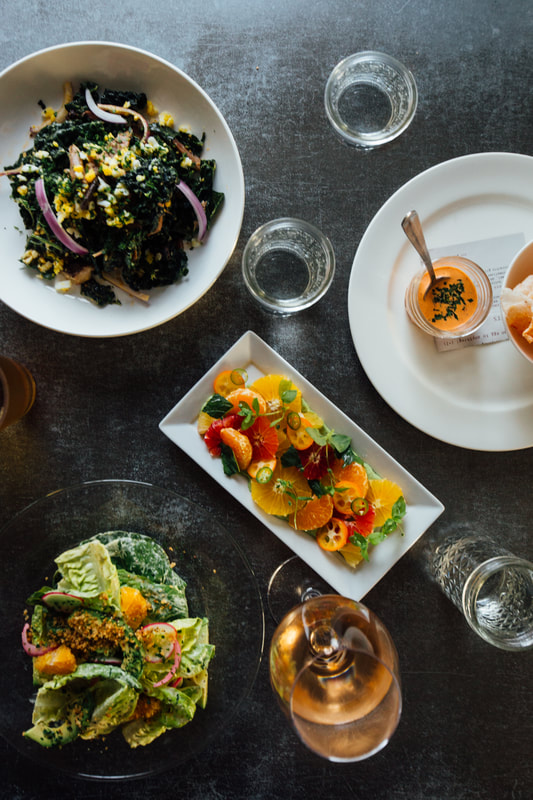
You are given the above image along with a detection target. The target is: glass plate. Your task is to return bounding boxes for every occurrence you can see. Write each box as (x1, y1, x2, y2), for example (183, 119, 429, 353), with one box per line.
(159, 331, 444, 599)
(0, 480, 264, 781)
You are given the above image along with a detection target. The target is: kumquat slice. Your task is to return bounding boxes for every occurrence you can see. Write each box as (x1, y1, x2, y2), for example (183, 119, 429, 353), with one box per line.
(333, 481, 365, 516)
(316, 518, 349, 551)
(286, 415, 314, 450)
(213, 368, 247, 397)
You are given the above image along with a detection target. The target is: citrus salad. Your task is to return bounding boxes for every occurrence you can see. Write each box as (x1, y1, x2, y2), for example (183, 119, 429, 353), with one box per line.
(21, 531, 214, 749)
(197, 369, 406, 567)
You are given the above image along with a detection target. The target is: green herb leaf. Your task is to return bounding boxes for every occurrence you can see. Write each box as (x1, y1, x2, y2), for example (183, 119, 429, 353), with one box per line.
(280, 445, 302, 468)
(201, 394, 232, 419)
(330, 433, 352, 455)
(220, 443, 239, 476)
(349, 533, 370, 561)
(307, 427, 328, 447)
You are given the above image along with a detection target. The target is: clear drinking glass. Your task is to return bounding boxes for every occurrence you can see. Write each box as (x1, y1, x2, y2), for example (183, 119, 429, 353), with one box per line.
(428, 532, 533, 650)
(0, 355, 36, 431)
(269, 593, 402, 761)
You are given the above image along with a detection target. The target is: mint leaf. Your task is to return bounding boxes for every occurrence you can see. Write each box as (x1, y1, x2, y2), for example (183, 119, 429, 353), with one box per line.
(307, 427, 328, 446)
(281, 445, 301, 468)
(201, 394, 232, 419)
(220, 443, 239, 476)
(349, 532, 370, 561)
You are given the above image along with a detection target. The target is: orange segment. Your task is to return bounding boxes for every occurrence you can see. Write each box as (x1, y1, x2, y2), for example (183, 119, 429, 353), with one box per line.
(330, 459, 369, 497)
(367, 479, 403, 527)
(225, 387, 267, 416)
(251, 461, 309, 517)
(288, 493, 333, 531)
(219, 427, 253, 470)
(250, 374, 301, 419)
(247, 457, 277, 479)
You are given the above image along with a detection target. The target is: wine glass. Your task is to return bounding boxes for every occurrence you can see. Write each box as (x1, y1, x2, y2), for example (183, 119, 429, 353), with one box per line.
(269, 593, 402, 761)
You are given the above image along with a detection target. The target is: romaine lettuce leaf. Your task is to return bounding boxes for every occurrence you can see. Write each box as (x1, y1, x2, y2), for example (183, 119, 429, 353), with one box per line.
(117, 568, 188, 621)
(121, 688, 197, 748)
(89, 531, 186, 588)
(24, 663, 141, 748)
(54, 540, 121, 610)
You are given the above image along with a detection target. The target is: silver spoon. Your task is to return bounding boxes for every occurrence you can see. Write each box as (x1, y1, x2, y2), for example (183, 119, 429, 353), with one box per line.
(401, 210, 449, 298)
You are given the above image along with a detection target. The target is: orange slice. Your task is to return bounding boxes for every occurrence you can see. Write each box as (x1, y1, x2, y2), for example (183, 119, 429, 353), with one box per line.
(250, 374, 301, 419)
(288, 494, 333, 531)
(225, 387, 267, 416)
(330, 459, 369, 497)
(219, 428, 253, 470)
(366, 479, 403, 527)
(197, 410, 216, 435)
(339, 541, 364, 568)
(250, 461, 309, 517)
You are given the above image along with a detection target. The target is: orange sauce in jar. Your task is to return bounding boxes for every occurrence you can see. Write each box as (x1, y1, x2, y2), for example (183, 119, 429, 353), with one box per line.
(417, 266, 478, 331)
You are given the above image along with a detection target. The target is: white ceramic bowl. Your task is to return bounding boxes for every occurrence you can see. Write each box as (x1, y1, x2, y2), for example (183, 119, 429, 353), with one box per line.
(501, 239, 533, 364)
(0, 42, 245, 337)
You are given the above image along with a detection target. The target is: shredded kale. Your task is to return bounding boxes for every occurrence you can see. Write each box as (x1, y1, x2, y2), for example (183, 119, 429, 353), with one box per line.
(5, 82, 224, 306)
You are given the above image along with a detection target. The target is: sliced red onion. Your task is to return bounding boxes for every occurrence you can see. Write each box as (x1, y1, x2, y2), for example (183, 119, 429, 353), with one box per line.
(153, 639, 182, 688)
(34, 178, 89, 255)
(85, 88, 127, 125)
(21, 623, 57, 657)
(176, 179, 207, 241)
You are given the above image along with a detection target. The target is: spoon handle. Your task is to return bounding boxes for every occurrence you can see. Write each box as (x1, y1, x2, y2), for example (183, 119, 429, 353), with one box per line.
(401, 210, 436, 281)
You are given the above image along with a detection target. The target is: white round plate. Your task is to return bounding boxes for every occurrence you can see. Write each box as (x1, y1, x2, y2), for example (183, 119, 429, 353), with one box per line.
(0, 42, 245, 337)
(348, 152, 533, 451)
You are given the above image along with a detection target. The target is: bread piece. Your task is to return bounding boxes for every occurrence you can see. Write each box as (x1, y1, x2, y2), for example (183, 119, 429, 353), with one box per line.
(501, 279, 533, 343)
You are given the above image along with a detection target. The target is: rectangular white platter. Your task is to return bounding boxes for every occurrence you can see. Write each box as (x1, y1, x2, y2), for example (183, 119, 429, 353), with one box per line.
(159, 330, 444, 600)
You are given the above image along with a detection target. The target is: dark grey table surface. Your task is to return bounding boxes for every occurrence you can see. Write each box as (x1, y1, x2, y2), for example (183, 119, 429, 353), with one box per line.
(1, 1, 532, 798)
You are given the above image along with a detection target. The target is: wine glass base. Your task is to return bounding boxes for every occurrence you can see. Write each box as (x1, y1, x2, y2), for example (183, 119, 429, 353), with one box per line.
(267, 555, 334, 624)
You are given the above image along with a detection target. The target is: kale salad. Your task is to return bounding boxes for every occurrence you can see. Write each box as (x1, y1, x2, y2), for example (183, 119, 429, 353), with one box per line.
(4, 82, 224, 306)
(21, 531, 214, 749)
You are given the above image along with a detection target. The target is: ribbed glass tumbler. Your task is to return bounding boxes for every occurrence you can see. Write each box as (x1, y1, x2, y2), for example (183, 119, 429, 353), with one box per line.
(429, 533, 533, 651)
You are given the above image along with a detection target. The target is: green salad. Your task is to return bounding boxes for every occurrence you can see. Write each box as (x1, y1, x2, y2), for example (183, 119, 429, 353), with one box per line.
(21, 531, 214, 749)
(4, 81, 224, 306)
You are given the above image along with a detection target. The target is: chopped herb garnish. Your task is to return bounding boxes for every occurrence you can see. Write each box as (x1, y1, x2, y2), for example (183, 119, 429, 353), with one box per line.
(430, 279, 474, 323)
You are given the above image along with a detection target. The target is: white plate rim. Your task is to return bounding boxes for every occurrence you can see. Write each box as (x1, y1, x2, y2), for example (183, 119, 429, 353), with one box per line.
(348, 151, 533, 451)
(0, 41, 245, 337)
(159, 330, 444, 600)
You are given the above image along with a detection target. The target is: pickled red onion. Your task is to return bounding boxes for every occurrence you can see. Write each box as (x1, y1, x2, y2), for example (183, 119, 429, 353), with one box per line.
(34, 178, 89, 255)
(21, 623, 57, 657)
(85, 88, 127, 125)
(153, 638, 182, 687)
(176, 180, 207, 241)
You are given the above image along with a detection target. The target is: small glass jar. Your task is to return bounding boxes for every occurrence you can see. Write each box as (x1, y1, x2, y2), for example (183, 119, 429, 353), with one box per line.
(404, 255, 493, 339)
